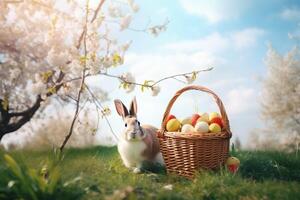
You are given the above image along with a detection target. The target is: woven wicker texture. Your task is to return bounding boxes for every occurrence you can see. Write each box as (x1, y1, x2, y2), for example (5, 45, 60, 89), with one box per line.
(157, 85, 232, 178)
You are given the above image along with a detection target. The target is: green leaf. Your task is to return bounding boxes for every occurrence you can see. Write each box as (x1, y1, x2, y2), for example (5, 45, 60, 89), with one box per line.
(47, 86, 57, 94)
(4, 154, 24, 180)
(112, 53, 122, 66)
(47, 168, 60, 193)
(192, 71, 197, 81)
(41, 71, 53, 83)
(141, 80, 154, 92)
(1, 96, 8, 111)
(80, 56, 88, 65)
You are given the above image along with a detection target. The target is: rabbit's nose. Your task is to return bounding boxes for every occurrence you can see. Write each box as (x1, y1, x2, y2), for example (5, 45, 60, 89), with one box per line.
(131, 132, 136, 138)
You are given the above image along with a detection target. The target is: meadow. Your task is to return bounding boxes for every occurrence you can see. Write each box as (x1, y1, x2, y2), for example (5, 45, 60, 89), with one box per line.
(1, 146, 300, 200)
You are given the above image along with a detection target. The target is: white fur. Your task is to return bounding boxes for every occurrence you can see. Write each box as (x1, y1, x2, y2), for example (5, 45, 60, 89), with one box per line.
(118, 139, 149, 173)
(117, 140, 146, 168)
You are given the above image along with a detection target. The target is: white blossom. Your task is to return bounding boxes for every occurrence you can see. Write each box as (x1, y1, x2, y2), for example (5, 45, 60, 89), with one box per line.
(120, 41, 132, 52)
(127, 0, 139, 12)
(108, 4, 122, 18)
(185, 75, 195, 84)
(31, 82, 47, 95)
(9, 68, 21, 80)
(46, 48, 69, 67)
(132, 4, 139, 12)
(121, 72, 135, 93)
(256, 46, 300, 151)
(120, 15, 132, 31)
(151, 85, 160, 96)
(102, 57, 113, 68)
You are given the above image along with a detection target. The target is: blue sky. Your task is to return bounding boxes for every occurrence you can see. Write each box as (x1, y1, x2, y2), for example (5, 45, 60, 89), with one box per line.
(3, 0, 299, 148)
(93, 0, 300, 147)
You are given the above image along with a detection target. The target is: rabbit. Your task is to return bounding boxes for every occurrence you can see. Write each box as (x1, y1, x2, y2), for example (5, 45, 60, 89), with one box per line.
(114, 97, 164, 173)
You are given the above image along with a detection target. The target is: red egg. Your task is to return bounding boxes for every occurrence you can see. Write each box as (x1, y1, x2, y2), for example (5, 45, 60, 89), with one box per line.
(191, 114, 201, 126)
(210, 117, 223, 128)
(166, 114, 176, 122)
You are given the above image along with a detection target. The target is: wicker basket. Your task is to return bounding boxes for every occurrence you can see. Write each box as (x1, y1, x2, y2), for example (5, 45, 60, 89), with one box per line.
(157, 85, 232, 178)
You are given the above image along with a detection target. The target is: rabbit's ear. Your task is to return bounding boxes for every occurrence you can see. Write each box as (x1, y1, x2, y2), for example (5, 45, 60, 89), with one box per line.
(129, 96, 137, 117)
(114, 99, 129, 119)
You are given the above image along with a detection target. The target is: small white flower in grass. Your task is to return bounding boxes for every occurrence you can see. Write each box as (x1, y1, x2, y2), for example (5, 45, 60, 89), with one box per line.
(120, 14, 132, 31)
(151, 85, 160, 96)
(8, 180, 15, 188)
(163, 184, 173, 190)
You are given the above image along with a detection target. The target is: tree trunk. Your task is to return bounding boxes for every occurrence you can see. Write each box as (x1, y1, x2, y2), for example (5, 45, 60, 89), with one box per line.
(0, 72, 65, 141)
(0, 95, 42, 140)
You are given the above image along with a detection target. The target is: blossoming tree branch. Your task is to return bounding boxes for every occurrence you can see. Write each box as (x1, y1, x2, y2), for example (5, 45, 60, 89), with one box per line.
(0, 0, 212, 148)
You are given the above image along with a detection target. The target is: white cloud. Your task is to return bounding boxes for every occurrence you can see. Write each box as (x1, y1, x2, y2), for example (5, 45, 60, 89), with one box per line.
(163, 28, 265, 53)
(280, 7, 300, 21)
(231, 28, 265, 49)
(179, 0, 250, 23)
(125, 51, 221, 82)
(226, 87, 257, 115)
(163, 32, 229, 53)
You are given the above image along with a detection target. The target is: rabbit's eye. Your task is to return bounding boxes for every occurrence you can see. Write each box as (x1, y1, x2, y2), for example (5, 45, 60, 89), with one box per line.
(137, 121, 140, 126)
(125, 123, 127, 127)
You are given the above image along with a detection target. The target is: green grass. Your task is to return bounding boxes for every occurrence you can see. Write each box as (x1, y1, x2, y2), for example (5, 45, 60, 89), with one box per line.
(1, 146, 300, 200)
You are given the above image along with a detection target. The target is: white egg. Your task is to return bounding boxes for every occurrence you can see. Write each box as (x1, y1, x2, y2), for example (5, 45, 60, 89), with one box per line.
(194, 121, 209, 133)
(181, 124, 194, 133)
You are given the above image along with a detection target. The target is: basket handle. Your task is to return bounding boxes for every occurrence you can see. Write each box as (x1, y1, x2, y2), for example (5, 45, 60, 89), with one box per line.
(160, 85, 232, 137)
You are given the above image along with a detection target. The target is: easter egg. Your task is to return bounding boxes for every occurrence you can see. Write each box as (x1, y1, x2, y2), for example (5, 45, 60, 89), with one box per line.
(197, 112, 209, 123)
(166, 118, 181, 132)
(181, 124, 194, 133)
(180, 117, 192, 125)
(210, 117, 223, 128)
(194, 121, 209, 133)
(166, 114, 176, 122)
(209, 112, 220, 121)
(191, 114, 201, 126)
(226, 157, 240, 173)
(209, 123, 221, 133)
